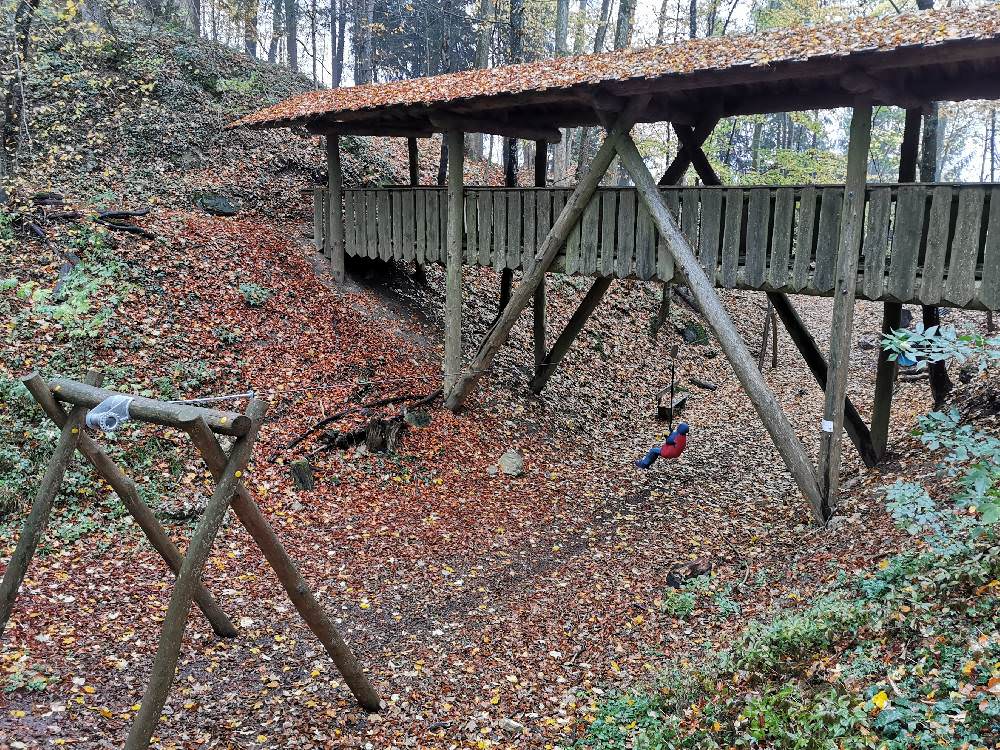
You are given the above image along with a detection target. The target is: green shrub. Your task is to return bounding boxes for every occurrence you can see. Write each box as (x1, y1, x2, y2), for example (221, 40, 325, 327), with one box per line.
(239, 282, 272, 307)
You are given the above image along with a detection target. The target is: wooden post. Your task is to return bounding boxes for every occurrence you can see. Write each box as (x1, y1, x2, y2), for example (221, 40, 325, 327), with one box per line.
(445, 96, 649, 411)
(533, 138, 548, 373)
(185, 420, 381, 713)
(871, 302, 902, 460)
(0, 371, 100, 639)
(817, 102, 873, 513)
(767, 292, 878, 468)
(444, 128, 465, 396)
(327, 135, 346, 284)
(530, 277, 613, 393)
(658, 116, 720, 185)
(616, 133, 826, 522)
(407, 136, 420, 186)
(21, 374, 238, 638)
(126, 403, 266, 750)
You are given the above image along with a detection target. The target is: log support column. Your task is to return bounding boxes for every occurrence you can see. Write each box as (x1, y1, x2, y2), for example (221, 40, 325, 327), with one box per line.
(327, 135, 346, 284)
(817, 102, 873, 515)
(444, 129, 465, 397)
(533, 138, 548, 374)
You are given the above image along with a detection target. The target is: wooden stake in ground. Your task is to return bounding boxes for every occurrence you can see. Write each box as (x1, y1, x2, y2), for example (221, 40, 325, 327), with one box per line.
(0, 371, 100, 640)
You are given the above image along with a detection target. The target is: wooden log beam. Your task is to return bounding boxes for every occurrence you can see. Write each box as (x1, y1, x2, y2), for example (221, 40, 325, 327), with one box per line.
(616, 133, 826, 522)
(47, 378, 251, 436)
(21, 374, 238, 638)
(126, 404, 266, 750)
(530, 277, 613, 394)
(767, 292, 878, 468)
(444, 96, 649, 411)
(407, 137, 420, 185)
(672, 120, 720, 185)
(444, 128, 465, 396)
(185, 420, 381, 712)
(430, 113, 562, 144)
(659, 116, 720, 186)
(533, 139, 548, 374)
(0, 371, 100, 640)
(307, 123, 434, 138)
(327, 135, 346, 284)
(840, 70, 923, 110)
(817, 102, 873, 512)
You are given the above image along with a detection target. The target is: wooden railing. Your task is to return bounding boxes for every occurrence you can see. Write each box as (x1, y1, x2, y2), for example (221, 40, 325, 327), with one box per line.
(313, 183, 1000, 310)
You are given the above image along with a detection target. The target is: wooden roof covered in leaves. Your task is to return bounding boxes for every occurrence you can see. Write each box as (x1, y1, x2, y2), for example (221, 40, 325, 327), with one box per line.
(234, 5, 1000, 136)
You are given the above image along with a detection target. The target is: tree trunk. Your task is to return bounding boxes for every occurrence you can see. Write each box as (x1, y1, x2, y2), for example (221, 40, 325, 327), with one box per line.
(555, 0, 569, 55)
(656, 0, 671, 43)
(285, 0, 298, 72)
(471, 0, 494, 160)
(575, 0, 613, 178)
(614, 0, 636, 49)
(688, 0, 696, 39)
(268, 0, 283, 64)
(0, 0, 40, 181)
(244, 0, 258, 57)
(332, 0, 346, 86)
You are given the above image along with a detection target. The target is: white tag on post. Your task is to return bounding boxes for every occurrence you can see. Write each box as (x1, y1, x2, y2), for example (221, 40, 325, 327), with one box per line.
(821, 419, 834, 433)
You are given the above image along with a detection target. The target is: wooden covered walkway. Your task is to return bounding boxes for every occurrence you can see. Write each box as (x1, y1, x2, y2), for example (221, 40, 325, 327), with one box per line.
(313, 183, 1000, 311)
(236, 4, 1000, 523)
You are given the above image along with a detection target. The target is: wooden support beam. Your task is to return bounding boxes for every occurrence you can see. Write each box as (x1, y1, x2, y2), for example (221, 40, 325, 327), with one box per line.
(0, 371, 100, 639)
(445, 96, 649, 411)
(616, 133, 826, 522)
(767, 292, 878, 468)
(444, 129, 465, 396)
(672, 121, 720, 185)
(126, 404, 266, 750)
(530, 277, 613, 393)
(186, 420, 381, 713)
(21, 374, 238, 638)
(817, 102, 873, 513)
(871, 107, 920, 461)
(659, 116, 719, 185)
(533, 139, 548, 373)
(840, 70, 923, 110)
(327, 135, 346, 284)
(407, 137, 420, 185)
(47, 378, 251, 436)
(430, 113, 562, 144)
(307, 123, 434, 138)
(871, 302, 902, 461)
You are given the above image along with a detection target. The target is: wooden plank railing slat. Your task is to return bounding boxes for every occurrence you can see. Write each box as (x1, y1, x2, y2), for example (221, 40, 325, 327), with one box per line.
(477, 191, 493, 267)
(721, 188, 743, 288)
(391, 191, 402, 260)
(565, 193, 583, 274)
(681, 188, 700, 260)
(812, 187, 842, 293)
(532, 190, 552, 274)
(414, 189, 427, 264)
(401, 190, 415, 261)
(521, 191, 536, 271)
(507, 190, 523, 271)
(792, 186, 818, 291)
(979, 191, 1000, 309)
(635, 200, 655, 280)
(493, 191, 507, 270)
(744, 188, 770, 288)
(768, 188, 795, 289)
(581, 194, 601, 276)
(919, 186, 952, 305)
(657, 190, 679, 282)
(945, 187, 985, 307)
(888, 185, 923, 302)
(616, 190, 636, 278)
(465, 191, 478, 265)
(426, 190, 440, 263)
(861, 187, 891, 300)
(599, 191, 617, 277)
(377, 190, 391, 261)
(699, 188, 722, 283)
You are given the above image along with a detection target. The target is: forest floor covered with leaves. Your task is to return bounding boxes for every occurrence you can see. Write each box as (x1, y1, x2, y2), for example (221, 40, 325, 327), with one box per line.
(1, 24, 997, 750)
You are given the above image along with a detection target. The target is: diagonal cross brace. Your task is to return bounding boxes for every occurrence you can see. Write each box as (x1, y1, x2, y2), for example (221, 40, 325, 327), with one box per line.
(615, 133, 827, 522)
(445, 96, 650, 411)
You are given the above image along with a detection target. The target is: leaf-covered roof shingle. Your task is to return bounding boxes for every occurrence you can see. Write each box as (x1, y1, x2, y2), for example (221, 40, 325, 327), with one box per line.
(233, 5, 1000, 130)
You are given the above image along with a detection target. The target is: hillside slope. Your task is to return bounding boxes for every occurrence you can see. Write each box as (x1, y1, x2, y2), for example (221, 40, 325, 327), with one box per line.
(1, 24, 996, 750)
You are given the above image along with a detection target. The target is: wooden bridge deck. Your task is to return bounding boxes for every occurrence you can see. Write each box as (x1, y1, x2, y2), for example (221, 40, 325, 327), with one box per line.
(314, 183, 1000, 311)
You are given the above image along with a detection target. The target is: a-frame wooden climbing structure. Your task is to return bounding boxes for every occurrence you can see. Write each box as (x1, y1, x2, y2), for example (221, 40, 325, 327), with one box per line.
(0, 373, 380, 749)
(233, 4, 1000, 522)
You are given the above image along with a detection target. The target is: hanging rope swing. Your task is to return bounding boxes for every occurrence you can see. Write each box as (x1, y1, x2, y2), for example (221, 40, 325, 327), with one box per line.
(636, 345, 690, 469)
